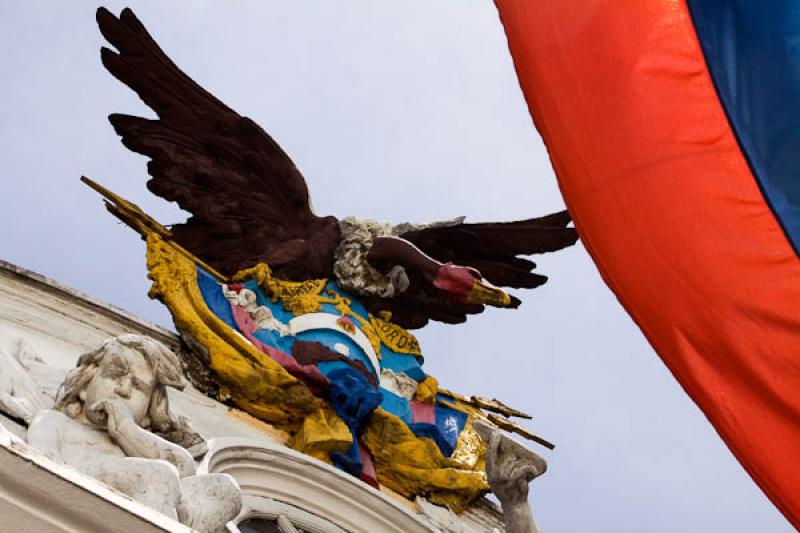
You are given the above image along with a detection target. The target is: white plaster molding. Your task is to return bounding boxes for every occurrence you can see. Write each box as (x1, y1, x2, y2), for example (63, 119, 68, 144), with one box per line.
(0, 260, 181, 372)
(0, 259, 176, 343)
(200, 437, 438, 533)
(232, 496, 347, 533)
(415, 496, 491, 533)
(0, 422, 190, 532)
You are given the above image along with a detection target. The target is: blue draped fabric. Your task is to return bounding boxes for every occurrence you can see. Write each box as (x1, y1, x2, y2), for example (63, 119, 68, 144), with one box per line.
(327, 366, 382, 476)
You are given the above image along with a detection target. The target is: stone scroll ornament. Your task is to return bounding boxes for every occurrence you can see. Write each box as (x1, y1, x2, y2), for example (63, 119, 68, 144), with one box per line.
(84, 7, 577, 511)
(26, 335, 242, 532)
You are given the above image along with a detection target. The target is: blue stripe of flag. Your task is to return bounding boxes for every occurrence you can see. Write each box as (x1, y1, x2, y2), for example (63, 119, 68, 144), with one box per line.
(687, 0, 800, 254)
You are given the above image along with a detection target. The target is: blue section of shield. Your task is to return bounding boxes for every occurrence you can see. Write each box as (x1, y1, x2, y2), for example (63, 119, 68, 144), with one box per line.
(379, 389, 413, 424)
(251, 329, 295, 354)
(380, 349, 425, 382)
(316, 360, 352, 377)
(687, 0, 800, 253)
(196, 267, 237, 330)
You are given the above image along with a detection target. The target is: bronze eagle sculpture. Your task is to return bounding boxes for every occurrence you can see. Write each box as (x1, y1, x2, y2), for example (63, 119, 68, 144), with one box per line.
(96, 7, 578, 330)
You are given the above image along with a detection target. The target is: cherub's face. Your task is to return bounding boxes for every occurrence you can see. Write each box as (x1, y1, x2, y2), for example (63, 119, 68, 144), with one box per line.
(81, 348, 156, 426)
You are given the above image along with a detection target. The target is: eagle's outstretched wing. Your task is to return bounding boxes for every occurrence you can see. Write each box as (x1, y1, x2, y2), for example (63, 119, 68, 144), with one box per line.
(97, 7, 339, 279)
(365, 211, 578, 328)
(401, 210, 577, 288)
(97, 7, 578, 329)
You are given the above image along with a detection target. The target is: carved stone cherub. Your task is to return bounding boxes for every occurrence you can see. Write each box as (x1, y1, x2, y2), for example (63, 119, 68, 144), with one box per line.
(26, 334, 241, 532)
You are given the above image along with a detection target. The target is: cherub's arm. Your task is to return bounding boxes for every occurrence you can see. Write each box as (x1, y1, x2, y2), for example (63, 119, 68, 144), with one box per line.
(99, 399, 196, 477)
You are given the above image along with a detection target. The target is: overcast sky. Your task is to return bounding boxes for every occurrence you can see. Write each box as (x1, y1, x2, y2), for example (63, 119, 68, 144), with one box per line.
(0, 2, 791, 531)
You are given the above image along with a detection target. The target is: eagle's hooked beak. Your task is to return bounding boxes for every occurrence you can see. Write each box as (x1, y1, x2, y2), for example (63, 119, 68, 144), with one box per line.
(433, 263, 515, 308)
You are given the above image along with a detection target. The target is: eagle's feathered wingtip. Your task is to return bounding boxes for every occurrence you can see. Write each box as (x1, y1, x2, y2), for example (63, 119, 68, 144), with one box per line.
(95, 6, 112, 21)
(96, 7, 120, 40)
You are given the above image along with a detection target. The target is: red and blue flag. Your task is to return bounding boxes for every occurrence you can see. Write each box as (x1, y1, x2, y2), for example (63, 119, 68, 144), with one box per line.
(495, 0, 800, 525)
